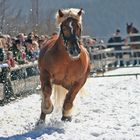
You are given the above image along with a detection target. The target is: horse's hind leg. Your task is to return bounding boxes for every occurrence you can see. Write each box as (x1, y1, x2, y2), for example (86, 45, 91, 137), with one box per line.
(39, 72, 53, 123)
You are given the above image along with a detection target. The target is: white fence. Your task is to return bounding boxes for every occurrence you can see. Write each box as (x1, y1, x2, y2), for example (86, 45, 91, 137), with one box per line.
(88, 42, 140, 73)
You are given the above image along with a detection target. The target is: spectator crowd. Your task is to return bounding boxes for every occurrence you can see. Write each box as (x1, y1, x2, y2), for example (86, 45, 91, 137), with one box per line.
(0, 32, 51, 68)
(0, 32, 54, 81)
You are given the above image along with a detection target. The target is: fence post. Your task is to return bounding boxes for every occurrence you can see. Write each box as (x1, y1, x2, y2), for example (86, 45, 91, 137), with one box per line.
(2, 67, 14, 101)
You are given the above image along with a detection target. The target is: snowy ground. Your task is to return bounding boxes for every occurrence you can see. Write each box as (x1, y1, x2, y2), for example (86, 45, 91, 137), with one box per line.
(0, 67, 140, 140)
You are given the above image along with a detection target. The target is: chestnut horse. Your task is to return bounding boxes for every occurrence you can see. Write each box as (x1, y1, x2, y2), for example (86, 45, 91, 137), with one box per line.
(38, 8, 90, 123)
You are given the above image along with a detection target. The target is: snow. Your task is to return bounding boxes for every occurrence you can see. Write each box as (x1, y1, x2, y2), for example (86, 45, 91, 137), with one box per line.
(0, 67, 140, 140)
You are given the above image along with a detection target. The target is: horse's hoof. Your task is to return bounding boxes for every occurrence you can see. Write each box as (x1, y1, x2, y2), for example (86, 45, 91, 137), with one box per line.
(48, 104, 54, 114)
(61, 116, 72, 122)
(36, 119, 45, 127)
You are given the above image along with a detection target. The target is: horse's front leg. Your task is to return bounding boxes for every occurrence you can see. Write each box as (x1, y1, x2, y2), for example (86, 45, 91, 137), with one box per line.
(62, 82, 83, 122)
(38, 72, 53, 123)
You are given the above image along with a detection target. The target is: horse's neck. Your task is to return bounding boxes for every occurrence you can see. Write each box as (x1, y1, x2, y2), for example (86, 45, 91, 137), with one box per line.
(41, 36, 59, 49)
(133, 27, 139, 33)
(130, 27, 140, 42)
(57, 36, 66, 49)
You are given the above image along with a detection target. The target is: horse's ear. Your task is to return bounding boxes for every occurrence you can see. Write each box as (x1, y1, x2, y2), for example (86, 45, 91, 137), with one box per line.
(58, 9, 64, 17)
(131, 22, 133, 26)
(77, 8, 83, 16)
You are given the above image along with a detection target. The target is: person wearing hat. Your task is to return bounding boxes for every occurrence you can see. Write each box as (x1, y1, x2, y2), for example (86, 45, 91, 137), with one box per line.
(116, 28, 120, 33)
(107, 28, 124, 67)
(25, 38, 34, 62)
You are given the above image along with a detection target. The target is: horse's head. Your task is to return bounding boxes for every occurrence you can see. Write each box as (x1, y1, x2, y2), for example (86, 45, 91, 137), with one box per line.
(126, 23, 139, 34)
(56, 8, 83, 59)
(126, 23, 133, 34)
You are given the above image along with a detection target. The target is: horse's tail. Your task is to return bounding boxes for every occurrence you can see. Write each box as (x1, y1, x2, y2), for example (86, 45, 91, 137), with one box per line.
(52, 85, 87, 112)
(52, 85, 67, 111)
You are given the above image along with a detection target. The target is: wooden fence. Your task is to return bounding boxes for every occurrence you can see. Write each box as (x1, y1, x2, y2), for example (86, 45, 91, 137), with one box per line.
(0, 62, 40, 105)
(1, 33, 140, 105)
(88, 40, 140, 77)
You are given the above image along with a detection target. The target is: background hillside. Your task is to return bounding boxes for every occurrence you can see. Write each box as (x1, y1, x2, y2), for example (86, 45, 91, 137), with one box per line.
(1, 0, 140, 39)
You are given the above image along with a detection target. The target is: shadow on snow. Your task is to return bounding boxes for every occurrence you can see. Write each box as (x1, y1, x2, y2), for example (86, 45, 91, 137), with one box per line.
(0, 126, 65, 140)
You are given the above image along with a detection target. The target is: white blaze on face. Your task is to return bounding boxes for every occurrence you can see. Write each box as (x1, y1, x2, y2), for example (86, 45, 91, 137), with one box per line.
(69, 21, 73, 34)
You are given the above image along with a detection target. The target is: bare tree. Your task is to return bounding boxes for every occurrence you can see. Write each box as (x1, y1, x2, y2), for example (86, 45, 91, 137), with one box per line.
(45, 9, 56, 35)
(5, 9, 23, 35)
(0, 0, 57, 36)
(0, 0, 7, 33)
(30, 0, 39, 32)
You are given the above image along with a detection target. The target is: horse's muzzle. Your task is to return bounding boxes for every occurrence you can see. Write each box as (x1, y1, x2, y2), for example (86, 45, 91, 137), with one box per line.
(66, 42, 81, 59)
(64, 35, 81, 59)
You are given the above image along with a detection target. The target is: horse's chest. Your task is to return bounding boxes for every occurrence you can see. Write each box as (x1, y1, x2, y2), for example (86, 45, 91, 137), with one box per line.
(49, 60, 83, 84)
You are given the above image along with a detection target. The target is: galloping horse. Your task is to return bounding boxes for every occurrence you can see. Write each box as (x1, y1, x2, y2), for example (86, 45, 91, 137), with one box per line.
(38, 8, 90, 123)
(126, 23, 140, 64)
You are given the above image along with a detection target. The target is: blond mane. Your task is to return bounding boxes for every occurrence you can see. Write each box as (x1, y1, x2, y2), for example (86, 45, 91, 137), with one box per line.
(55, 8, 84, 26)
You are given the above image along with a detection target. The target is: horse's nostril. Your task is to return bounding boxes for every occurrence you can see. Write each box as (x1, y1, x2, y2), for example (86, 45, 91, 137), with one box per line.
(68, 44, 81, 57)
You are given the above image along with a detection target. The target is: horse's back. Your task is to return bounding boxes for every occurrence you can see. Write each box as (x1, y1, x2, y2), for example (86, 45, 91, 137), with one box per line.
(41, 36, 58, 49)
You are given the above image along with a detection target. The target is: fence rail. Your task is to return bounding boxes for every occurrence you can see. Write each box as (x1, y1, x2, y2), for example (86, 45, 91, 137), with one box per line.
(88, 42, 140, 73)
(1, 38, 140, 105)
(0, 62, 40, 105)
